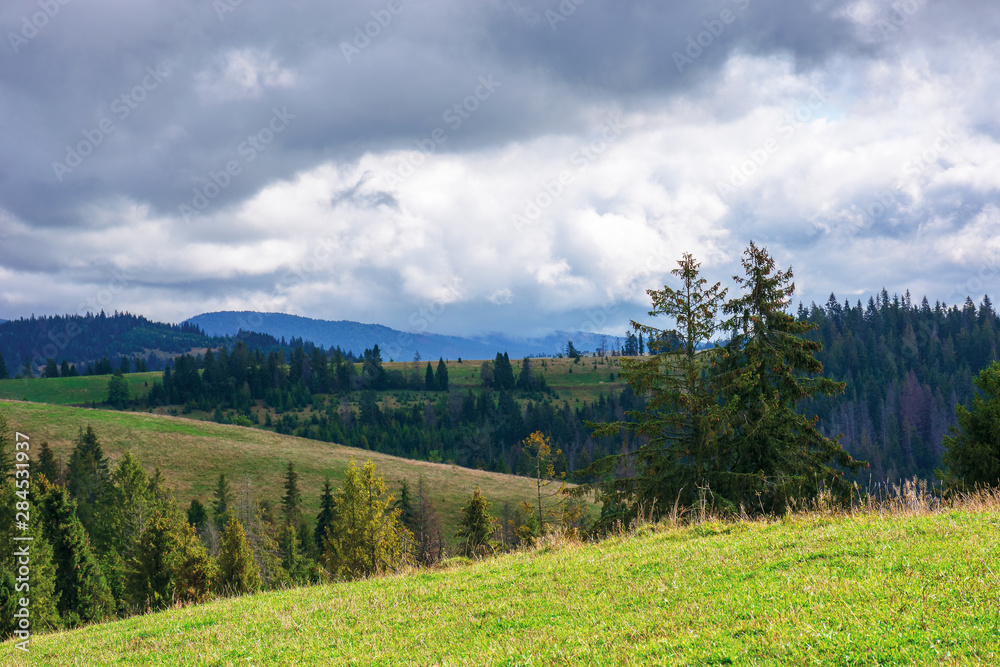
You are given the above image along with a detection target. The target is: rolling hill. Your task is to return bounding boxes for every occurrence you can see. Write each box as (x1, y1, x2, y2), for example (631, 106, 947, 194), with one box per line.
(0, 400, 580, 536)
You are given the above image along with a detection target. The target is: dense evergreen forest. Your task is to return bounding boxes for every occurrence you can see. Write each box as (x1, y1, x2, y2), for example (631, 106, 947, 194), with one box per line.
(799, 291, 998, 485)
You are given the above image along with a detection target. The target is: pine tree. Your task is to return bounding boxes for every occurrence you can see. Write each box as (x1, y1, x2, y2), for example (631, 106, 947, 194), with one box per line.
(586, 253, 729, 524)
(281, 461, 302, 527)
(395, 479, 416, 533)
(217, 514, 262, 595)
(456, 487, 494, 559)
(213, 473, 232, 529)
(66, 425, 110, 542)
(436, 358, 449, 391)
(0, 353, 7, 379)
(314, 478, 337, 554)
(942, 360, 1000, 490)
(37, 483, 114, 626)
(425, 362, 435, 390)
(187, 499, 208, 534)
(44, 358, 59, 378)
(106, 371, 131, 410)
(36, 441, 61, 483)
(717, 242, 864, 511)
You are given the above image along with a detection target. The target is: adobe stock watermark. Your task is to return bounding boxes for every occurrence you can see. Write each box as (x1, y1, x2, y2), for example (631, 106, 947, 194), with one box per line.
(11, 430, 32, 653)
(512, 115, 625, 231)
(52, 64, 170, 182)
(6, 0, 70, 54)
(341, 0, 408, 63)
(842, 125, 957, 236)
(545, 0, 588, 31)
(179, 106, 296, 222)
(382, 279, 465, 361)
(715, 86, 828, 198)
(875, 0, 927, 41)
(383, 75, 501, 188)
(673, 0, 750, 73)
(213, 0, 245, 21)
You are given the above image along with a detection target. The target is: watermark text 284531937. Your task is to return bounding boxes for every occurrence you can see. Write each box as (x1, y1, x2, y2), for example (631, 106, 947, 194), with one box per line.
(12, 431, 33, 653)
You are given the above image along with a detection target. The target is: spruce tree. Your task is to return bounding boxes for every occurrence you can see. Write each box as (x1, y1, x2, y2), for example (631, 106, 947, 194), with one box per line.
(425, 362, 435, 390)
(314, 478, 337, 554)
(0, 415, 12, 481)
(942, 360, 1000, 490)
(281, 461, 302, 527)
(436, 358, 449, 391)
(217, 514, 262, 595)
(586, 253, 729, 525)
(37, 483, 114, 626)
(106, 370, 131, 410)
(44, 358, 59, 378)
(66, 425, 110, 542)
(0, 352, 7, 379)
(456, 487, 494, 559)
(394, 479, 416, 533)
(717, 242, 864, 511)
(187, 499, 208, 534)
(213, 473, 232, 529)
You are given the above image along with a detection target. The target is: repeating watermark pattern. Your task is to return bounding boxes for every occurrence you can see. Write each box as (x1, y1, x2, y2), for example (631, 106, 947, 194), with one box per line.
(875, 0, 927, 40)
(11, 431, 32, 652)
(382, 278, 465, 361)
(673, 0, 750, 73)
(179, 106, 295, 222)
(341, 0, 408, 63)
(6, 0, 70, 54)
(52, 64, 170, 182)
(545, 0, 588, 31)
(842, 125, 956, 235)
(213, 0, 245, 22)
(715, 87, 828, 198)
(512, 115, 625, 231)
(383, 75, 501, 188)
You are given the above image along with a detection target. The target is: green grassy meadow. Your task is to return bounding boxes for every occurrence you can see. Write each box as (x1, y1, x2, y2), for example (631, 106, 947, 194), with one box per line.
(8, 501, 999, 665)
(0, 400, 579, 537)
(0, 372, 158, 405)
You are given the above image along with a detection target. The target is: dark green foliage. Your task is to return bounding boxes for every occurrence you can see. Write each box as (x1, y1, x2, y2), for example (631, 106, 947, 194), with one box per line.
(281, 461, 303, 526)
(943, 360, 1000, 489)
(37, 483, 114, 627)
(395, 479, 416, 533)
(106, 370, 131, 409)
(425, 362, 435, 390)
(66, 425, 111, 541)
(717, 242, 864, 511)
(588, 253, 729, 524)
(213, 474, 232, 530)
(44, 358, 59, 378)
(456, 487, 494, 559)
(314, 478, 337, 554)
(187, 499, 208, 533)
(36, 440, 61, 483)
(436, 358, 449, 391)
(0, 353, 7, 379)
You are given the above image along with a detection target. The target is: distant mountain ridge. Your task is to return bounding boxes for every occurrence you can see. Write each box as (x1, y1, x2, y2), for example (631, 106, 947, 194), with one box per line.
(185, 311, 617, 361)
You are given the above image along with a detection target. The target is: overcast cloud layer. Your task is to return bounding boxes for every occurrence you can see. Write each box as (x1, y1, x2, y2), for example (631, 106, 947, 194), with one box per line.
(1, 0, 998, 337)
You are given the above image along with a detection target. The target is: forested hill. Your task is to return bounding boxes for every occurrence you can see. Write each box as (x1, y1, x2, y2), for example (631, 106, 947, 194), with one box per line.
(0, 312, 293, 375)
(800, 291, 998, 485)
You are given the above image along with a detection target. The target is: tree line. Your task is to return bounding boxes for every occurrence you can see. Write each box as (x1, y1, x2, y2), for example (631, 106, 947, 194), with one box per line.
(0, 418, 584, 639)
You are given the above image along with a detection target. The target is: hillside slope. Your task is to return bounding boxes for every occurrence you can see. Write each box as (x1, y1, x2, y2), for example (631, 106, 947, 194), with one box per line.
(9, 502, 999, 665)
(0, 401, 571, 535)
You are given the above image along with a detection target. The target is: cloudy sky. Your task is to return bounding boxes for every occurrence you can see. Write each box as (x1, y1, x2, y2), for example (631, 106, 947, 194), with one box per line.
(1, 0, 998, 337)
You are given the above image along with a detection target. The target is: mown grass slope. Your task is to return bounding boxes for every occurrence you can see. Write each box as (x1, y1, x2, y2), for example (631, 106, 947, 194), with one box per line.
(0, 400, 576, 536)
(8, 501, 1000, 665)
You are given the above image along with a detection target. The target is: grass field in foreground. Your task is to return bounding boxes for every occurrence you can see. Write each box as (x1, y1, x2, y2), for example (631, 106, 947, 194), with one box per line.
(0, 400, 582, 538)
(8, 501, 1000, 665)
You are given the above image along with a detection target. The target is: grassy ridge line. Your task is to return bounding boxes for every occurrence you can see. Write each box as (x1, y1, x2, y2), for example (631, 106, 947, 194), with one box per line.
(9, 504, 1000, 665)
(0, 400, 572, 535)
